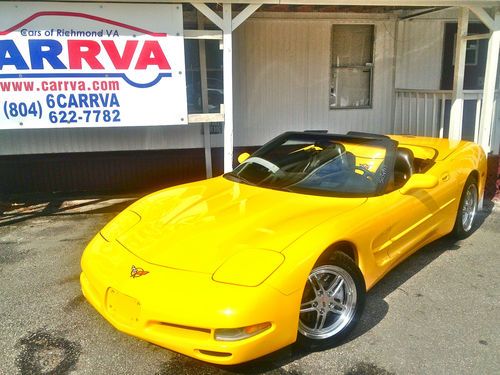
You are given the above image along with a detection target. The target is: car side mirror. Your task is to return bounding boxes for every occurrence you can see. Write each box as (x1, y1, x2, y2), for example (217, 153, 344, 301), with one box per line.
(237, 152, 250, 164)
(400, 174, 438, 195)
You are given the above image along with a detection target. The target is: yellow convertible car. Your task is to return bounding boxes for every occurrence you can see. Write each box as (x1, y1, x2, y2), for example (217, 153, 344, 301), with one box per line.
(80, 131, 486, 364)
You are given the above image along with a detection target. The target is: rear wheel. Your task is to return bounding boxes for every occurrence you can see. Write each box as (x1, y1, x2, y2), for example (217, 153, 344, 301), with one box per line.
(452, 176, 478, 239)
(297, 252, 365, 351)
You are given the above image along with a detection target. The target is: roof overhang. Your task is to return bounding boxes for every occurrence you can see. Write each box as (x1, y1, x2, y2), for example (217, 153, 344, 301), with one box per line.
(37, 0, 500, 6)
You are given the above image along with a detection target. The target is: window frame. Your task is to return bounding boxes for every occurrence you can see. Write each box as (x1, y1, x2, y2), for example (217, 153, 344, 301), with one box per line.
(329, 23, 375, 110)
(452, 34, 480, 67)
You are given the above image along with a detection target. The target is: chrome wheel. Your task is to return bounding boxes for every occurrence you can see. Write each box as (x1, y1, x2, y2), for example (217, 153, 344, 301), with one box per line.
(461, 183, 477, 232)
(299, 265, 357, 340)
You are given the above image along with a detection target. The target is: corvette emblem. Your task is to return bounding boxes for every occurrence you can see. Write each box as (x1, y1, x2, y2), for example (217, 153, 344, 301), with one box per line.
(130, 265, 149, 278)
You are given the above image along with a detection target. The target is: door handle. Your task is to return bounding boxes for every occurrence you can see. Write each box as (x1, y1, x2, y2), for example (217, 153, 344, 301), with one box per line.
(441, 173, 450, 182)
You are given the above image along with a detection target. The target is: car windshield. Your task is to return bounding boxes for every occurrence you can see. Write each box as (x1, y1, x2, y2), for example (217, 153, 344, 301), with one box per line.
(224, 132, 397, 197)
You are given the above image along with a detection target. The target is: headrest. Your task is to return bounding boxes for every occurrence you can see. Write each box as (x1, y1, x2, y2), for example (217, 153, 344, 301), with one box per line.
(395, 147, 414, 178)
(343, 151, 356, 169)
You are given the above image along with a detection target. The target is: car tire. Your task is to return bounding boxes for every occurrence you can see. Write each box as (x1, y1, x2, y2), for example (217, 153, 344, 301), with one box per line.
(452, 176, 479, 240)
(296, 251, 365, 351)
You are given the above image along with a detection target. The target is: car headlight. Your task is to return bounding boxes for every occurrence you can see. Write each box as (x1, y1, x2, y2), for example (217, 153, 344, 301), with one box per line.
(212, 249, 284, 287)
(100, 210, 141, 241)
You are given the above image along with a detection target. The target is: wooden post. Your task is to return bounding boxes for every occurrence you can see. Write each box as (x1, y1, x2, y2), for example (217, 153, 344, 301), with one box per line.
(478, 27, 500, 153)
(222, 3, 234, 173)
(191, 3, 261, 173)
(449, 7, 469, 141)
(197, 14, 213, 178)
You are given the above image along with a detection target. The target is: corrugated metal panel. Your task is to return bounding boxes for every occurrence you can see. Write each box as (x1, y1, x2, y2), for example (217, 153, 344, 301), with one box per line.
(233, 17, 397, 147)
(0, 126, 205, 156)
(395, 20, 444, 90)
(0, 146, 263, 195)
(0, 149, 206, 194)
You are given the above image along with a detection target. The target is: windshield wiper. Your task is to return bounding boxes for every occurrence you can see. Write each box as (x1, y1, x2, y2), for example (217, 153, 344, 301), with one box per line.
(224, 172, 256, 186)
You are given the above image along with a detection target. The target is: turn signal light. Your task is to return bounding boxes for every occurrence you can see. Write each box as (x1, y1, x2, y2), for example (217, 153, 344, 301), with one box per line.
(214, 322, 272, 341)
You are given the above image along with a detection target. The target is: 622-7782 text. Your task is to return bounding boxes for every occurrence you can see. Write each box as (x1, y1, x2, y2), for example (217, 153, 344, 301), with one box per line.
(48, 109, 121, 124)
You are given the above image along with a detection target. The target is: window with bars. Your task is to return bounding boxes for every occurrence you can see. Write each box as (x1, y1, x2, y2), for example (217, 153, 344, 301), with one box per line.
(330, 25, 374, 109)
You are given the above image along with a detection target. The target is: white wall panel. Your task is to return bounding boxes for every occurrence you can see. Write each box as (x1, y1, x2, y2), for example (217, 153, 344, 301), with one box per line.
(233, 17, 397, 147)
(395, 20, 444, 90)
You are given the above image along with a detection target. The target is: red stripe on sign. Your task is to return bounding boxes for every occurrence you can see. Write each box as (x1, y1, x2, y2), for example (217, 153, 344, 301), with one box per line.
(0, 11, 168, 37)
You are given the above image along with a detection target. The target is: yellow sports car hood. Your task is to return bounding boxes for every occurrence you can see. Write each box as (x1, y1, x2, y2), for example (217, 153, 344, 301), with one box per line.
(115, 177, 366, 274)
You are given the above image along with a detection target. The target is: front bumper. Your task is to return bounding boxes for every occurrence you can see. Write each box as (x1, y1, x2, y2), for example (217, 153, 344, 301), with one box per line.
(80, 234, 301, 364)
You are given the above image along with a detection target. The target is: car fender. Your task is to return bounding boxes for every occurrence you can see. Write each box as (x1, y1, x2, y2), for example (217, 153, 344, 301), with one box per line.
(265, 202, 382, 296)
(445, 142, 487, 201)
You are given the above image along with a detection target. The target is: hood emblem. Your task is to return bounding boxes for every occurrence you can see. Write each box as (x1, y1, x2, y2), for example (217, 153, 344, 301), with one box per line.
(130, 265, 149, 278)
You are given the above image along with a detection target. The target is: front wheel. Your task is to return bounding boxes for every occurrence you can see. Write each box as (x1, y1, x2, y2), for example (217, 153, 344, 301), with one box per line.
(452, 176, 478, 239)
(297, 252, 365, 351)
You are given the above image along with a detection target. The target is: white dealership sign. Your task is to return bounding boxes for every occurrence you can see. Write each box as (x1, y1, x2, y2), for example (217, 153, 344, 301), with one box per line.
(0, 2, 188, 128)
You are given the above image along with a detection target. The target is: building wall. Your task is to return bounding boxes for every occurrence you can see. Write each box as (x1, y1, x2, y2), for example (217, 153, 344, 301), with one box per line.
(4, 12, 457, 195)
(3, 15, 463, 154)
(233, 16, 397, 147)
(0, 14, 397, 156)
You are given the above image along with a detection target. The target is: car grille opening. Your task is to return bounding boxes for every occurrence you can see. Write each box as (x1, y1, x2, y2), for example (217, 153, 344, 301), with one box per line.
(198, 349, 232, 357)
(146, 321, 212, 341)
(157, 322, 211, 334)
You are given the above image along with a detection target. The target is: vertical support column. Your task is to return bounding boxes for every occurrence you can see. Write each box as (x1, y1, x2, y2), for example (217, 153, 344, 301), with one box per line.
(474, 98, 482, 143)
(222, 3, 234, 172)
(197, 13, 213, 178)
(390, 20, 399, 134)
(493, 99, 500, 154)
(478, 27, 500, 153)
(449, 7, 469, 141)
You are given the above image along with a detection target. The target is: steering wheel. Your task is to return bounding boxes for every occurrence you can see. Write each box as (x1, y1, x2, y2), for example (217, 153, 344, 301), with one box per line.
(301, 148, 337, 173)
(243, 157, 281, 173)
(241, 156, 288, 183)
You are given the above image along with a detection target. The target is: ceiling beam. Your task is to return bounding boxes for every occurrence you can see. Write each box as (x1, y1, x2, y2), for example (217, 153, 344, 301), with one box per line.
(400, 7, 449, 20)
(278, 1, 498, 5)
(192, 3, 223, 29)
(468, 6, 496, 29)
(232, 4, 262, 31)
(41, 0, 500, 7)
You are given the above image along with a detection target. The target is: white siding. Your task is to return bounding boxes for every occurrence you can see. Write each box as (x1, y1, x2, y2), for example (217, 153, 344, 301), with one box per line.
(395, 20, 444, 90)
(232, 17, 397, 147)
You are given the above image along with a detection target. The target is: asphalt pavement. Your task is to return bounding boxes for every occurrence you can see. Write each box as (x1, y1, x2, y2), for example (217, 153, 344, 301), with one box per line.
(0, 196, 498, 375)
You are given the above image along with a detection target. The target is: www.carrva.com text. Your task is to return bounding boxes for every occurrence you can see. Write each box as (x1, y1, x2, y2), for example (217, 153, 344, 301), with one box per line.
(0, 80, 120, 92)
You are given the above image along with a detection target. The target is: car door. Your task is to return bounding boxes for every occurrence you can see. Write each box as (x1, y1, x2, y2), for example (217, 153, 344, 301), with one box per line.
(373, 168, 454, 261)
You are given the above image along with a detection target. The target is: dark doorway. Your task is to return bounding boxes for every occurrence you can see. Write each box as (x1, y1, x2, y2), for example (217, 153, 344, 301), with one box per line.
(440, 22, 489, 141)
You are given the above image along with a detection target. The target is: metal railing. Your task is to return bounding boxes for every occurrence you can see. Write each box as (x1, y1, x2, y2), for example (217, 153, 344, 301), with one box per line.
(393, 89, 484, 140)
